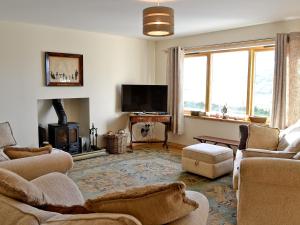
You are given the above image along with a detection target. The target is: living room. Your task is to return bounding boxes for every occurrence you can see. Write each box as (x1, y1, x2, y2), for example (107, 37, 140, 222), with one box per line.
(0, 1, 300, 225)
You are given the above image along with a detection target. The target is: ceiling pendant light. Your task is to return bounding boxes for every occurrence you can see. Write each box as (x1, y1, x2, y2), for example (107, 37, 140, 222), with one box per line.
(143, 0, 174, 37)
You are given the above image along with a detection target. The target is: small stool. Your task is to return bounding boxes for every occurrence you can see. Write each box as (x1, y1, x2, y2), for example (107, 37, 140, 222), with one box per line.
(182, 143, 233, 179)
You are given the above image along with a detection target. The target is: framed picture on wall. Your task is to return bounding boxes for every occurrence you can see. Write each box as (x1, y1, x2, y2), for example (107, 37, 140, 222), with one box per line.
(45, 52, 83, 86)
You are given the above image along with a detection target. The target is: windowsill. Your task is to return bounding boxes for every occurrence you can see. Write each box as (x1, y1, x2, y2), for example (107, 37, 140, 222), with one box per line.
(184, 114, 250, 124)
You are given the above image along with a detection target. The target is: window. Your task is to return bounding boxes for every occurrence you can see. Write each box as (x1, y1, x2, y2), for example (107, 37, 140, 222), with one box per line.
(210, 51, 249, 116)
(252, 50, 275, 117)
(183, 56, 207, 111)
(183, 46, 275, 119)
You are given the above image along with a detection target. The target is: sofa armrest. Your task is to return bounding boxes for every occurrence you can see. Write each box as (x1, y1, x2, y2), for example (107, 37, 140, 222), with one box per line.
(238, 158, 300, 225)
(43, 213, 142, 225)
(166, 191, 209, 225)
(0, 150, 73, 180)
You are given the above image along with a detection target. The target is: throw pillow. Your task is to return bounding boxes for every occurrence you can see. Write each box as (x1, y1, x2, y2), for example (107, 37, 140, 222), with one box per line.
(278, 120, 300, 150)
(4, 145, 52, 159)
(293, 152, 300, 160)
(0, 168, 46, 205)
(242, 148, 296, 159)
(246, 124, 280, 150)
(0, 122, 17, 148)
(85, 182, 198, 225)
(284, 136, 300, 152)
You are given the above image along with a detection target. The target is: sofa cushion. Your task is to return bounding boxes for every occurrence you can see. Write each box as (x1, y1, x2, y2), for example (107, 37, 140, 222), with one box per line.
(246, 124, 280, 150)
(241, 149, 296, 159)
(32, 172, 85, 206)
(85, 182, 198, 225)
(4, 145, 52, 159)
(182, 143, 233, 164)
(0, 168, 46, 206)
(0, 122, 17, 148)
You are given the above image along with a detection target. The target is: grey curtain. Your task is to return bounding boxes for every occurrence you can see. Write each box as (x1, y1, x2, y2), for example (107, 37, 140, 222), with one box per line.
(271, 33, 300, 129)
(167, 47, 185, 135)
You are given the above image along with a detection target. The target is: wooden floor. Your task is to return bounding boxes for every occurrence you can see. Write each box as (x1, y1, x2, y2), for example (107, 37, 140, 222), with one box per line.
(131, 143, 184, 156)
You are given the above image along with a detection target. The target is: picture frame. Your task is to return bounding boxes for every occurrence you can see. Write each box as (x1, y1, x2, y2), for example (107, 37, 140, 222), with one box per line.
(45, 52, 83, 86)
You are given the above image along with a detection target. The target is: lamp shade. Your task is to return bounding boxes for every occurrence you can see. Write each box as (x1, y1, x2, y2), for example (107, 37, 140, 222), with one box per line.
(143, 6, 174, 37)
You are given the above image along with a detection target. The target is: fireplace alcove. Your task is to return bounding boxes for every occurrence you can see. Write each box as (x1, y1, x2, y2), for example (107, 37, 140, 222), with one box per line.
(37, 98, 90, 155)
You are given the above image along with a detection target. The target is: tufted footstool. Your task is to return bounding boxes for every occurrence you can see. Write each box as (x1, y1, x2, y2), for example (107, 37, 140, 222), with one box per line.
(182, 143, 233, 179)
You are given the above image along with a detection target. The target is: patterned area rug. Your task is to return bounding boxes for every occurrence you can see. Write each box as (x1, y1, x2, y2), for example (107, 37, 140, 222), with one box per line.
(69, 148, 237, 225)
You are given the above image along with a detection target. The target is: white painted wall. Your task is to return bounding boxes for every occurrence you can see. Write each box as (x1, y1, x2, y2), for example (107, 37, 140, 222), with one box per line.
(155, 19, 300, 145)
(0, 22, 156, 146)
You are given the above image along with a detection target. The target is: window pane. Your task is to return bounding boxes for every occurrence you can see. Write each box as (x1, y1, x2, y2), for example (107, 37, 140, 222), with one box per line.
(183, 56, 207, 111)
(210, 51, 249, 116)
(252, 50, 275, 117)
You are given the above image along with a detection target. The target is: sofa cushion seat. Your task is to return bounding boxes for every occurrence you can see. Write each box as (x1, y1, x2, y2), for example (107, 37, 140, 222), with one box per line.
(241, 149, 296, 159)
(182, 143, 233, 164)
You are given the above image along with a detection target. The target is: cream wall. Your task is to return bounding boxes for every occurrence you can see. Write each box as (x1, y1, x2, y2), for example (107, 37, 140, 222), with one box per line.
(0, 22, 155, 146)
(155, 19, 300, 145)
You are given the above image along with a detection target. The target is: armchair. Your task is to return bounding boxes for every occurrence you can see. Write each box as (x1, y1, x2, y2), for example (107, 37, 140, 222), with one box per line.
(238, 158, 300, 225)
(234, 121, 300, 225)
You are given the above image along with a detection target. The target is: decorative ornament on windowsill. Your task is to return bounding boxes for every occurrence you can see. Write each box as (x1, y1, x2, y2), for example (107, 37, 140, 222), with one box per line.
(221, 105, 228, 119)
(143, 0, 174, 37)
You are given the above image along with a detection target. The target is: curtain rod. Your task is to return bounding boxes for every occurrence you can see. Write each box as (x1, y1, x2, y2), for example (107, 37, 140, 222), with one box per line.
(164, 38, 275, 54)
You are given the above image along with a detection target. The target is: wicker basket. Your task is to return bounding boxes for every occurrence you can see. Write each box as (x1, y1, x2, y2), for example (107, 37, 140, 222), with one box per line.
(104, 133, 128, 154)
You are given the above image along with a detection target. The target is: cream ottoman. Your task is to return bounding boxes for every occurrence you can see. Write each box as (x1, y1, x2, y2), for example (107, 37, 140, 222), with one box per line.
(182, 143, 233, 179)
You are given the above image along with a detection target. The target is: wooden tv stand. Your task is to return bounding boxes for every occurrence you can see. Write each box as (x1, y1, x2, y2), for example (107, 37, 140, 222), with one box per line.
(129, 114, 172, 149)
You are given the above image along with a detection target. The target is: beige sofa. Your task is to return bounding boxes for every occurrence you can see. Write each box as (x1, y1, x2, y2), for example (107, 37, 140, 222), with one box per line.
(0, 149, 74, 180)
(0, 171, 209, 225)
(0, 121, 73, 180)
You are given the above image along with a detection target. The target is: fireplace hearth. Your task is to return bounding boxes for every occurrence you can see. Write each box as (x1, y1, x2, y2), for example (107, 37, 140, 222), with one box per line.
(48, 99, 80, 155)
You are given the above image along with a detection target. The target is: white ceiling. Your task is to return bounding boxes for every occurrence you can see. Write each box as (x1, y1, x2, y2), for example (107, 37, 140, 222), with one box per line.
(0, 0, 300, 39)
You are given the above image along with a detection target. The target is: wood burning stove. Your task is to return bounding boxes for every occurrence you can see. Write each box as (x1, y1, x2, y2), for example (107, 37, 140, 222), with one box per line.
(48, 99, 80, 155)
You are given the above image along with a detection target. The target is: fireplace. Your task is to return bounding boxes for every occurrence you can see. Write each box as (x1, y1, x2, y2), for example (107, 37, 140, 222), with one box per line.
(48, 99, 80, 155)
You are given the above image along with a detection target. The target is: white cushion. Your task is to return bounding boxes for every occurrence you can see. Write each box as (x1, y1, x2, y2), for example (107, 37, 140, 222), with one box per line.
(277, 120, 300, 151)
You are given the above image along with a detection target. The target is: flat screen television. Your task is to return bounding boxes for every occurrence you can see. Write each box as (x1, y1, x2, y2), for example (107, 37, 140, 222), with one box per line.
(121, 84, 168, 113)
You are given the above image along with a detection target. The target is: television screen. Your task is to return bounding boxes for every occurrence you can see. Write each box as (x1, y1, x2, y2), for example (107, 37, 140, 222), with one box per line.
(121, 85, 168, 113)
